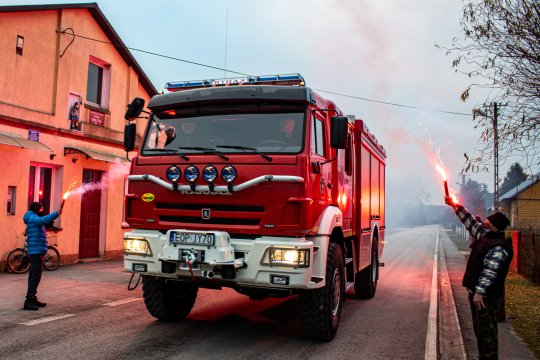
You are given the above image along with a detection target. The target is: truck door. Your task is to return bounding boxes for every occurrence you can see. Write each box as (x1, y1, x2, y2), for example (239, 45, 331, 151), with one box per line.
(309, 114, 332, 222)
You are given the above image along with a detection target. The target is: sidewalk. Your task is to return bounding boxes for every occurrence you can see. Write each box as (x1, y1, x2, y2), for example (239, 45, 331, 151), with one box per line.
(440, 228, 536, 360)
(0, 259, 138, 322)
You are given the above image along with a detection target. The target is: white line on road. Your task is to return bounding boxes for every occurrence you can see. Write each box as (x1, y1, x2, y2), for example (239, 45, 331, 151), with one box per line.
(102, 297, 142, 306)
(20, 313, 75, 326)
(425, 231, 439, 360)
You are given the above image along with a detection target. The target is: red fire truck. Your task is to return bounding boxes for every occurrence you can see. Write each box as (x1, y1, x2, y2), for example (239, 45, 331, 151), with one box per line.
(123, 74, 386, 341)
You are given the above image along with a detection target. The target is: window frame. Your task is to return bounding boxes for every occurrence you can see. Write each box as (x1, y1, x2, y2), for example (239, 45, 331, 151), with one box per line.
(7, 186, 16, 215)
(28, 163, 56, 215)
(311, 115, 326, 158)
(86, 56, 111, 110)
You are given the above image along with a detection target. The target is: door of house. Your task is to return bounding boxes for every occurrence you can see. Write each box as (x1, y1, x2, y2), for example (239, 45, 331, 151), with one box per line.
(79, 169, 102, 258)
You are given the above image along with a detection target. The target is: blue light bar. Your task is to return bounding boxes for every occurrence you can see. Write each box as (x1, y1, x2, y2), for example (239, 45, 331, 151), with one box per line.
(165, 73, 305, 92)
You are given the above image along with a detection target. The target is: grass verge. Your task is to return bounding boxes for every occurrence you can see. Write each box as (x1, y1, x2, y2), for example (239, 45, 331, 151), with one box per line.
(505, 271, 540, 359)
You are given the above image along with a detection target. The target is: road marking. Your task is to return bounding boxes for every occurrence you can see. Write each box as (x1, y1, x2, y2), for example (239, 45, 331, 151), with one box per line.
(102, 297, 142, 306)
(20, 313, 75, 326)
(425, 231, 439, 360)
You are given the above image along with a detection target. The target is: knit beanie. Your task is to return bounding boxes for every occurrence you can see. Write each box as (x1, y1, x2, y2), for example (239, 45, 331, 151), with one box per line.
(29, 202, 43, 213)
(487, 212, 510, 231)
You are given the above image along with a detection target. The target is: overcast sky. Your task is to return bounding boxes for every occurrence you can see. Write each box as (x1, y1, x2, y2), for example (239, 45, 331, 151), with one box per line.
(4, 0, 528, 205)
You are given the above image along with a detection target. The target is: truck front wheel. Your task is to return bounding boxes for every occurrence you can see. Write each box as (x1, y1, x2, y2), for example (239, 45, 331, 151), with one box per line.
(354, 239, 378, 299)
(142, 276, 198, 321)
(299, 243, 345, 341)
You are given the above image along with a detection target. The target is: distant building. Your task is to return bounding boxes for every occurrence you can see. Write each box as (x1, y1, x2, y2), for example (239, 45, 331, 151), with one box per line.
(0, 3, 156, 268)
(498, 174, 540, 229)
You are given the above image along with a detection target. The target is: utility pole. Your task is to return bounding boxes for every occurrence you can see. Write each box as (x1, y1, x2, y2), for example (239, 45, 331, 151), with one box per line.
(493, 102, 499, 210)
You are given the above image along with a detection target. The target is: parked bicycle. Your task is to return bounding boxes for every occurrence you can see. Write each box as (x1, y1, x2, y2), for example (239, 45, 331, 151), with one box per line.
(6, 227, 61, 274)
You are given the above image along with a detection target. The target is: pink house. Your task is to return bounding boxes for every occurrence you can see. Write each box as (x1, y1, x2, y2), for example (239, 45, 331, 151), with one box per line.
(0, 3, 156, 268)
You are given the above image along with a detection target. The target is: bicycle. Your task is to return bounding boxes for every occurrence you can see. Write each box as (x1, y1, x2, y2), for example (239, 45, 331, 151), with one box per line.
(6, 228, 61, 274)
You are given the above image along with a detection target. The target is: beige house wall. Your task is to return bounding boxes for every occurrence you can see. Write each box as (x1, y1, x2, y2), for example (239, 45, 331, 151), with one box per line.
(0, 6, 154, 269)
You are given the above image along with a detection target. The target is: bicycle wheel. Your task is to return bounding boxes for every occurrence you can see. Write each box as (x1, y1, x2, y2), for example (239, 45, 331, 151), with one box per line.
(44, 246, 60, 271)
(7, 248, 30, 274)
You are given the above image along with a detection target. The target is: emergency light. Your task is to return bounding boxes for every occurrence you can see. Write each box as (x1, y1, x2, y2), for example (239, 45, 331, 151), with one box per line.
(165, 73, 305, 92)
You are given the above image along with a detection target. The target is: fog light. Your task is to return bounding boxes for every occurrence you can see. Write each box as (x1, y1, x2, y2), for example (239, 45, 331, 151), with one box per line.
(221, 165, 237, 183)
(184, 165, 199, 182)
(202, 165, 218, 182)
(166, 166, 181, 182)
(261, 247, 310, 268)
(124, 237, 151, 255)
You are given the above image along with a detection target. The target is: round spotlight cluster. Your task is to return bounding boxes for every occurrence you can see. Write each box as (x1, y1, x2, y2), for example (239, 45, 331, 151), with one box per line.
(166, 166, 181, 182)
(165, 165, 238, 185)
(184, 165, 199, 183)
(221, 165, 237, 183)
(202, 165, 218, 182)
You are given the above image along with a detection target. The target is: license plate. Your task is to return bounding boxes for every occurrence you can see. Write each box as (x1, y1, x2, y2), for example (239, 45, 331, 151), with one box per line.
(132, 263, 147, 272)
(170, 231, 215, 246)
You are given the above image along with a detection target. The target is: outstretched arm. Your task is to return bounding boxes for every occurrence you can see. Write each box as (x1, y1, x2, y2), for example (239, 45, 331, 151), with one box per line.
(445, 196, 487, 239)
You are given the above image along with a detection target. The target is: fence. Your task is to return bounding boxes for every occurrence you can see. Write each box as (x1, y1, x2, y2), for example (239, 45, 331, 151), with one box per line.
(511, 229, 540, 284)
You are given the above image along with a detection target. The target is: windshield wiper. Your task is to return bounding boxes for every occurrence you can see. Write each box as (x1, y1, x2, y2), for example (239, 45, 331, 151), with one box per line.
(177, 147, 229, 161)
(144, 148, 189, 160)
(216, 145, 272, 162)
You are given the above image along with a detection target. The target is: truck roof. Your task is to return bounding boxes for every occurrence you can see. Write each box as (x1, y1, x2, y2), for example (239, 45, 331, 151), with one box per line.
(147, 85, 316, 110)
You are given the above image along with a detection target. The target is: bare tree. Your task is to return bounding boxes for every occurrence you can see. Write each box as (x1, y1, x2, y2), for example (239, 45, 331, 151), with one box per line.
(444, 0, 540, 173)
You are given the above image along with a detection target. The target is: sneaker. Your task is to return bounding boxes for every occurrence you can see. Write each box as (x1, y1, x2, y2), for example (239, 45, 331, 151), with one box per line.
(32, 297, 47, 307)
(23, 300, 39, 311)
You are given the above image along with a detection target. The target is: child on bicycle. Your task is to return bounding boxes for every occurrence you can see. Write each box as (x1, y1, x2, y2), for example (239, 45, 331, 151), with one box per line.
(22, 202, 63, 311)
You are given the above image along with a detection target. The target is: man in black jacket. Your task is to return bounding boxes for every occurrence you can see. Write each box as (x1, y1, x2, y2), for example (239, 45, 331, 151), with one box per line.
(445, 196, 513, 360)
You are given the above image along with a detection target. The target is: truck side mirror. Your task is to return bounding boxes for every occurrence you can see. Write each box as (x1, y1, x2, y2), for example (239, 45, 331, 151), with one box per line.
(124, 123, 136, 152)
(331, 116, 348, 149)
(125, 98, 145, 121)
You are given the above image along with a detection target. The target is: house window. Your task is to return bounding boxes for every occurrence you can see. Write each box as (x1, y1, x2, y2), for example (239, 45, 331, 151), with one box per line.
(28, 163, 55, 215)
(86, 56, 111, 110)
(311, 117, 326, 157)
(16, 35, 24, 55)
(7, 186, 16, 215)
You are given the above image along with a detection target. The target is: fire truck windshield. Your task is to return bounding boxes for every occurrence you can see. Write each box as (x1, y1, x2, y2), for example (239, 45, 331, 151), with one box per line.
(143, 104, 306, 155)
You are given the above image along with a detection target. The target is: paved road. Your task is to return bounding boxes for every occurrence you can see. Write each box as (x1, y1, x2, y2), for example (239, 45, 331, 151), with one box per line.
(0, 226, 534, 359)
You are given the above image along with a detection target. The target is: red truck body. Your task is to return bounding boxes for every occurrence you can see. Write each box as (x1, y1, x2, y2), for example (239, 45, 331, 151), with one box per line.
(123, 74, 386, 341)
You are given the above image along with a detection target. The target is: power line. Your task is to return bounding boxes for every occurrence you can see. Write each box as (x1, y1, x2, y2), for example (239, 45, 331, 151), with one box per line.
(312, 89, 471, 116)
(61, 30, 472, 117)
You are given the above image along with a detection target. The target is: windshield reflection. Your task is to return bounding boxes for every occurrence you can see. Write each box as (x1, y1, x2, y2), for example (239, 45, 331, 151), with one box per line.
(144, 111, 305, 155)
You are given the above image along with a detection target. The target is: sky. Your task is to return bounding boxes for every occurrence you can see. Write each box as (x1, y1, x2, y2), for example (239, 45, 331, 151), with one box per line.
(2, 0, 525, 206)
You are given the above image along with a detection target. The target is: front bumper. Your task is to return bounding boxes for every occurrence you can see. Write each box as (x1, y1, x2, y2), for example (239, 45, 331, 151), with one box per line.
(124, 229, 322, 290)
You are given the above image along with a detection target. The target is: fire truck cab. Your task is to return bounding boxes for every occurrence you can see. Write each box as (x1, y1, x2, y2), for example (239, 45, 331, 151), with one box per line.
(123, 74, 386, 341)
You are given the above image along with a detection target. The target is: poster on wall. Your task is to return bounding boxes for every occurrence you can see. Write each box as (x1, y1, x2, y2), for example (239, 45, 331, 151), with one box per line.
(68, 92, 82, 130)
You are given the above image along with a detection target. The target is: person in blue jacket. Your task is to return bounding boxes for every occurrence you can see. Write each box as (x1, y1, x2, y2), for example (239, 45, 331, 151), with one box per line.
(23, 202, 63, 311)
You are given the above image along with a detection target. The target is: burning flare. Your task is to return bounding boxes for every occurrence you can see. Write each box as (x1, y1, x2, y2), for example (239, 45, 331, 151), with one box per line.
(60, 191, 70, 210)
(435, 165, 450, 197)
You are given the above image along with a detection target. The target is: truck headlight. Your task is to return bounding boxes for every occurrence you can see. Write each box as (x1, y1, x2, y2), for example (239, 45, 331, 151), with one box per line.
(261, 247, 310, 268)
(124, 237, 151, 255)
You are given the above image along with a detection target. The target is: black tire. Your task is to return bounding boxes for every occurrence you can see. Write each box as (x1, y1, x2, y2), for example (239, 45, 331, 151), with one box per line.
(299, 243, 345, 341)
(354, 239, 379, 299)
(142, 276, 198, 321)
(7, 248, 30, 274)
(44, 246, 60, 271)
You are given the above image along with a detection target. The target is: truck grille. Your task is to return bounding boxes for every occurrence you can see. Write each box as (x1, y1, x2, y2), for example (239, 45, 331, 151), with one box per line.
(159, 216, 260, 225)
(156, 203, 264, 226)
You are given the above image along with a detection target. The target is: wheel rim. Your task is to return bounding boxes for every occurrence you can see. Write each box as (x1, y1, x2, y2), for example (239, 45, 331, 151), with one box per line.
(331, 268, 341, 317)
